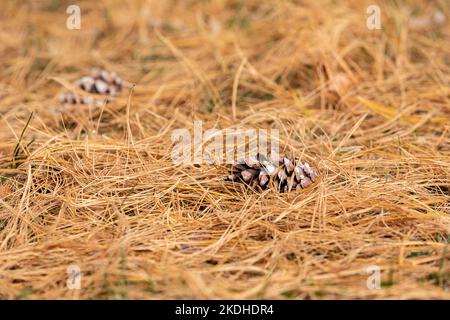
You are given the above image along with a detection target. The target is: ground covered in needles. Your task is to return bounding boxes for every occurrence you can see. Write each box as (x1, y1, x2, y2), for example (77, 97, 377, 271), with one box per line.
(0, 0, 449, 299)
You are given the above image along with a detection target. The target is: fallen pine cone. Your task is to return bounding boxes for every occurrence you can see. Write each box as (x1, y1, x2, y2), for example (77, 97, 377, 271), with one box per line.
(226, 153, 319, 193)
(58, 91, 97, 105)
(58, 68, 123, 105)
(76, 68, 123, 95)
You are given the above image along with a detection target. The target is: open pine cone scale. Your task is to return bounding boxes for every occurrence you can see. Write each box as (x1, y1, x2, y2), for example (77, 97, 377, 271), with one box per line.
(226, 153, 320, 193)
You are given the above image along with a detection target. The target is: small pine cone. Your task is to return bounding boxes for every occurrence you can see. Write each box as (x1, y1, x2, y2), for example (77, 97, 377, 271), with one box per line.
(87, 68, 123, 95)
(226, 153, 319, 193)
(58, 92, 101, 106)
(58, 91, 78, 104)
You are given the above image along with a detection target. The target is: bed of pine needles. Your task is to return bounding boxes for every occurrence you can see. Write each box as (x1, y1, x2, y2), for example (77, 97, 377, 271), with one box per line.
(0, 0, 449, 299)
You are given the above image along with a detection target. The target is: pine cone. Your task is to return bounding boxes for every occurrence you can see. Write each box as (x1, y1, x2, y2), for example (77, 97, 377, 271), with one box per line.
(77, 68, 123, 95)
(226, 153, 319, 193)
(58, 91, 97, 105)
(59, 68, 123, 105)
